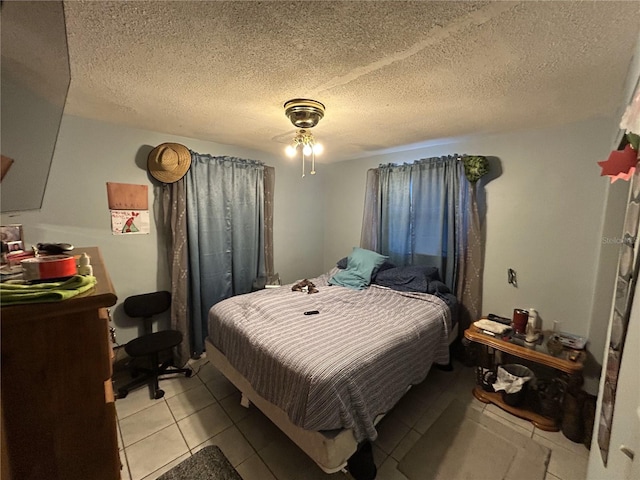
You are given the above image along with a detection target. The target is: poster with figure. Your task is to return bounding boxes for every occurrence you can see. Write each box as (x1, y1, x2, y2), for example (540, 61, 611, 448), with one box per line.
(110, 210, 150, 235)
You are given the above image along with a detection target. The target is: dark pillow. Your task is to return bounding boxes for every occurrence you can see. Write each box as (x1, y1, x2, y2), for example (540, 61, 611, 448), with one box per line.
(424, 266, 441, 282)
(373, 265, 441, 292)
(375, 260, 396, 275)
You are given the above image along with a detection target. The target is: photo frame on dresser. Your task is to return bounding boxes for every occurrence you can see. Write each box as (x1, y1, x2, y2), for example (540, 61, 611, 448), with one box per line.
(0, 224, 24, 263)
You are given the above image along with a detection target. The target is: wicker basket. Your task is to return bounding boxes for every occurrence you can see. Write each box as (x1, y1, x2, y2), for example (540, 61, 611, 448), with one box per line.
(536, 378, 565, 420)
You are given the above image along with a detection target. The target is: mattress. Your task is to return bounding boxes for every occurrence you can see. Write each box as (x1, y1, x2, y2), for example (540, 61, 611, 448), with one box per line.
(207, 269, 452, 442)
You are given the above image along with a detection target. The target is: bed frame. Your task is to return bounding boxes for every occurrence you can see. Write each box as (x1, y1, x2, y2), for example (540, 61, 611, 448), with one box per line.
(204, 321, 458, 477)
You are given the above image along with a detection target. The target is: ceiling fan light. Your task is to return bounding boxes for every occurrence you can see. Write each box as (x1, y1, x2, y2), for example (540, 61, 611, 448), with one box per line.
(283, 99, 325, 177)
(285, 145, 297, 157)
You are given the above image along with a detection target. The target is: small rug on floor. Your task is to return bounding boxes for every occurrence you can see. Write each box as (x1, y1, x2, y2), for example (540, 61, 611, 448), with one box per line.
(398, 399, 551, 480)
(157, 445, 242, 480)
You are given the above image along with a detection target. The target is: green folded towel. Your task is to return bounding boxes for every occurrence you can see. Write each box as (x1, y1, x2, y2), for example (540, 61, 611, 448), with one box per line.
(0, 275, 97, 305)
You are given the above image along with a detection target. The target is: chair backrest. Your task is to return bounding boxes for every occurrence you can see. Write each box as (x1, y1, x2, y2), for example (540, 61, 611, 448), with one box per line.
(124, 292, 171, 334)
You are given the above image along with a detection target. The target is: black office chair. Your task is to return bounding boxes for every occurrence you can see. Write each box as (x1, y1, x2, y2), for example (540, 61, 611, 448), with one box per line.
(117, 291, 192, 400)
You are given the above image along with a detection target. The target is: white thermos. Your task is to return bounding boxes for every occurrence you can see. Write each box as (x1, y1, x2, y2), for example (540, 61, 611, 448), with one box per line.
(525, 308, 539, 344)
(528, 308, 538, 330)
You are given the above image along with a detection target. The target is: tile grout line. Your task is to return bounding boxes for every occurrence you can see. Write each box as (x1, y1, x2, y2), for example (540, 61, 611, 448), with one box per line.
(164, 368, 221, 456)
(117, 414, 134, 480)
(121, 373, 208, 479)
(226, 397, 280, 479)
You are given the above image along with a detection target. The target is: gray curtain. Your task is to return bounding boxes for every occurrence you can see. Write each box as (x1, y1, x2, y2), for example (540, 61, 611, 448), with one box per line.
(360, 168, 380, 251)
(160, 179, 190, 364)
(263, 166, 275, 278)
(456, 182, 484, 332)
(186, 153, 266, 355)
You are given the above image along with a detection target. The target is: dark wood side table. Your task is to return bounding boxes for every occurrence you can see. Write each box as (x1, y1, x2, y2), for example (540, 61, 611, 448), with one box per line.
(464, 323, 586, 431)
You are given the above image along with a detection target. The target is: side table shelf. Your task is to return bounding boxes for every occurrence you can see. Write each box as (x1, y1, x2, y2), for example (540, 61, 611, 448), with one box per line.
(464, 323, 586, 433)
(472, 386, 558, 431)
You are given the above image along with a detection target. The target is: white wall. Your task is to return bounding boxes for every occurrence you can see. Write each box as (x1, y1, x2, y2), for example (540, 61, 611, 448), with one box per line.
(323, 117, 620, 376)
(1, 114, 325, 344)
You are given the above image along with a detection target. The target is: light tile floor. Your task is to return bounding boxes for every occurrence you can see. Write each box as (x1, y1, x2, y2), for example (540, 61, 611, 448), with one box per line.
(113, 354, 590, 480)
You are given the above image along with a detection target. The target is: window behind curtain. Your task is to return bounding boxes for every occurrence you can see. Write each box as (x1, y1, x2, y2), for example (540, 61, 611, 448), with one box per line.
(363, 155, 485, 333)
(378, 158, 467, 291)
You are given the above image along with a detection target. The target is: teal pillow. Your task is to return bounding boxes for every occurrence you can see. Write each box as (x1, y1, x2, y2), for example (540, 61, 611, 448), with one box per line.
(329, 247, 388, 290)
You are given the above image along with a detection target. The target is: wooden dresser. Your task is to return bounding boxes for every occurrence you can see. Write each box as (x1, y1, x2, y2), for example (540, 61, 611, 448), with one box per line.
(1, 247, 120, 480)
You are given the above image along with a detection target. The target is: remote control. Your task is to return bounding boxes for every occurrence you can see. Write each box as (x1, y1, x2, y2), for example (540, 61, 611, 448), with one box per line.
(487, 313, 511, 325)
(304, 310, 319, 315)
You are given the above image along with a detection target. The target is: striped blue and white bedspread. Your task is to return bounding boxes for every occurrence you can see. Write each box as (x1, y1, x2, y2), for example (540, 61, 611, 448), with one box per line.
(207, 270, 451, 442)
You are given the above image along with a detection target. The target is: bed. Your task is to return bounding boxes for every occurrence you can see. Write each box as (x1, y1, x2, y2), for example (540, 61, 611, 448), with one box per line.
(205, 263, 457, 476)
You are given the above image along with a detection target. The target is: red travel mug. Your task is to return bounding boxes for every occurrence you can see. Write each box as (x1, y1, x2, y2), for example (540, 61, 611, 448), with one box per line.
(512, 309, 529, 334)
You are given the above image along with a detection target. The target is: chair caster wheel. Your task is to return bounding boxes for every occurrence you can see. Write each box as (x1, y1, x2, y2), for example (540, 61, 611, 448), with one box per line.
(118, 389, 129, 399)
(185, 370, 192, 378)
(154, 389, 165, 399)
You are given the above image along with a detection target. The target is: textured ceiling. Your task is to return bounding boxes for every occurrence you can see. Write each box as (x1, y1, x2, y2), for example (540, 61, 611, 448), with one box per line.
(59, 1, 640, 162)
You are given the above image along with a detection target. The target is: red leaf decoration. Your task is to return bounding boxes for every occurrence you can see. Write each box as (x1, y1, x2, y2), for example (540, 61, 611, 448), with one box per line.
(598, 144, 638, 177)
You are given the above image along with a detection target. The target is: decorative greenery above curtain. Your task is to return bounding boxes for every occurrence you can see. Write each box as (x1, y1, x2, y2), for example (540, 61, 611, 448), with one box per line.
(160, 152, 274, 358)
(462, 155, 489, 183)
(361, 154, 488, 333)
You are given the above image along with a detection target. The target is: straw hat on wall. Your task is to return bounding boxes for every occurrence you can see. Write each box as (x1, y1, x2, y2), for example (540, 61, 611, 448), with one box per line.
(147, 143, 191, 183)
